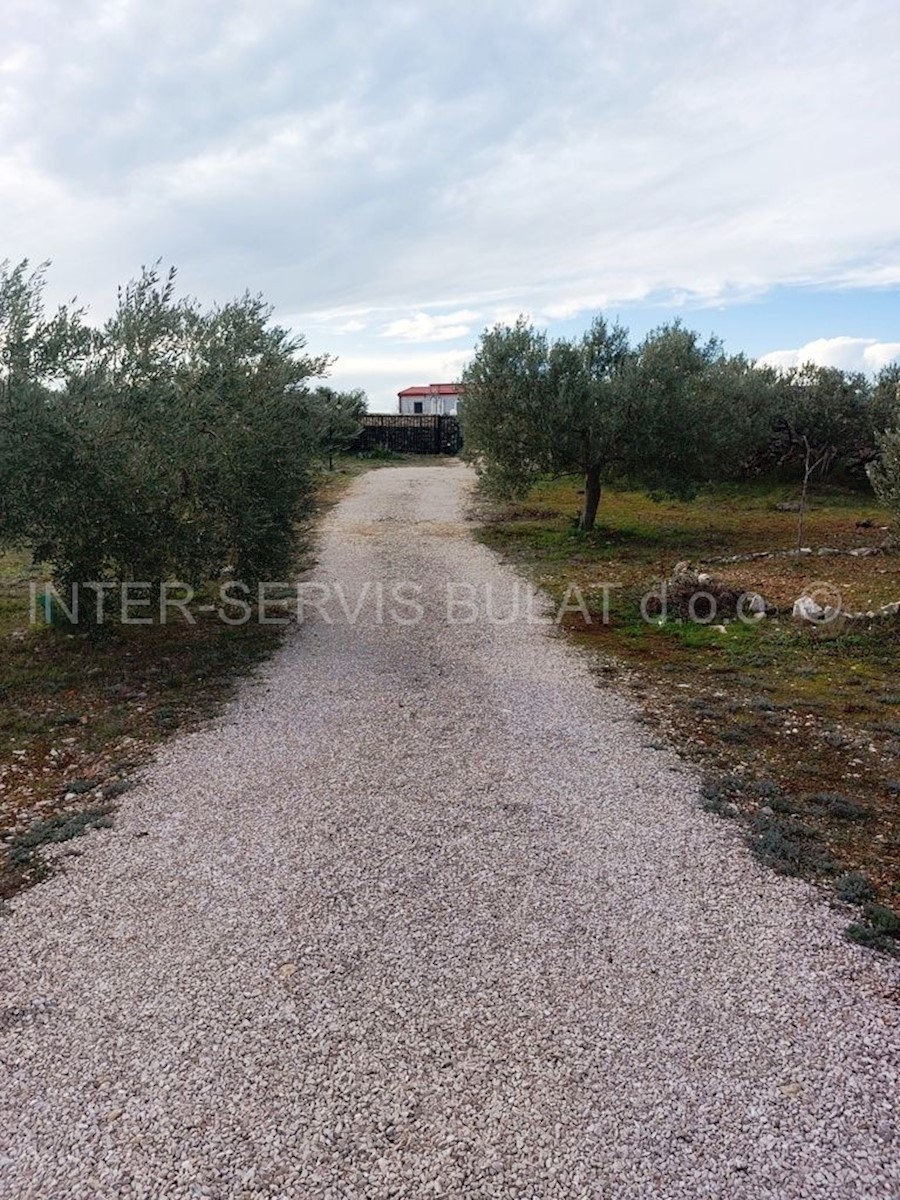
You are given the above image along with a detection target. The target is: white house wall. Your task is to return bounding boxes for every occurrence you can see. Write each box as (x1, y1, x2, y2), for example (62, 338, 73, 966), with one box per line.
(398, 394, 459, 415)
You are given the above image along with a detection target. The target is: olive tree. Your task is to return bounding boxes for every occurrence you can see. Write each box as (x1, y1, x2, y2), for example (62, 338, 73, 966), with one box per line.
(459, 318, 552, 499)
(460, 316, 629, 529)
(460, 316, 775, 529)
(871, 364, 900, 434)
(307, 386, 367, 470)
(868, 381, 900, 531)
(765, 364, 878, 476)
(0, 261, 332, 604)
(619, 322, 778, 494)
(0, 261, 89, 544)
(869, 429, 900, 520)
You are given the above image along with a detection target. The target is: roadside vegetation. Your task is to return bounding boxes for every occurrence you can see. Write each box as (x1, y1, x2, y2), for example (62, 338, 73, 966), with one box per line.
(0, 258, 371, 900)
(0, 457, 388, 900)
(0, 259, 368, 599)
(463, 314, 900, 954)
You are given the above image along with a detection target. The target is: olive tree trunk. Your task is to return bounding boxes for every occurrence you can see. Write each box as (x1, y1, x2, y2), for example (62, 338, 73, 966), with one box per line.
(580, 465, 602, 531)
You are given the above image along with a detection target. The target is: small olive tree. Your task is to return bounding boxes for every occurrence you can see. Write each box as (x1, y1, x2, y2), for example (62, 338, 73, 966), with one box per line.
(307, 386, 367, 470)
(459, 318, 552, 499)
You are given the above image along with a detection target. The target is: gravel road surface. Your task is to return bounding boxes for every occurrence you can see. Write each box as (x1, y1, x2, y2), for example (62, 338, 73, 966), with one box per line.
(1, 463, 897, 1199)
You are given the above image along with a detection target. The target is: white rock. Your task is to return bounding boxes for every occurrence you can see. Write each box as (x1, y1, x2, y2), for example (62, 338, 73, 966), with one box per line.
(792, 596, 824, 622)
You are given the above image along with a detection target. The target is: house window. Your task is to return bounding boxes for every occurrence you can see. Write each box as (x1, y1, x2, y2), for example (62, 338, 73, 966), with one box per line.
(413, 401, 423, 413)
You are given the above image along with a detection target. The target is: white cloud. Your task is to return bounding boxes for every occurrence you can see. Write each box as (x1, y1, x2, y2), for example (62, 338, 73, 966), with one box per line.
(758, 338, 900, 374)
(865, 342, 900, 371)
(382, 310, 481, 343)
(0, 0, 897, 361)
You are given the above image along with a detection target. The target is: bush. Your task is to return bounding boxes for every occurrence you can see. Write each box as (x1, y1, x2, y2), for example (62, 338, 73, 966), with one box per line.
(807, 792, 870, 821)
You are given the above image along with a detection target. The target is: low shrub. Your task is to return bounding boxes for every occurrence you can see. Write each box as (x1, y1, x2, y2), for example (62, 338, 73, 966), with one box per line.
(748, 811, 837, 877)
(834, 871, 876, 905)
(845, 903, 900, 956)
(807, 792, 870, 821)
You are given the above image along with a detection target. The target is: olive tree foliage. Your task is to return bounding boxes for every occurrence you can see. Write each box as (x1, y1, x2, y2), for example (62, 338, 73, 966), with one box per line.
(543, 319, 631, 528)
(867, 369, 900, 531)
(869, 428, 900, 529)
(619, 322, 777, 495)
(0, 261, 90, 549)
(460, 316, 776, 529)
(307, 385, 367, 470)
(460, 317, 630, 529)
(459, 319, 552, 499)
(0, 260, 333, 599)
(871, 364, 900, 433)
(763, 364, 880, 476)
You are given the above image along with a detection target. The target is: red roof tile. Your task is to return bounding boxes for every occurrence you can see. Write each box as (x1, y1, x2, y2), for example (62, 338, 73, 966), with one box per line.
(397, 383, 460, 397)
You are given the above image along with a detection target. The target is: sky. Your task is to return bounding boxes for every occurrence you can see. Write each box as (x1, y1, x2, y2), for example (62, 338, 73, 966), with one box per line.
(1, 0, 898, 410)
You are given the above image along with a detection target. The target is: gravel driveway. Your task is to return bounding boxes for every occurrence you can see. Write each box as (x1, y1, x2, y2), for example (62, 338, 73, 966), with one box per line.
(1, 463, 897, 1199)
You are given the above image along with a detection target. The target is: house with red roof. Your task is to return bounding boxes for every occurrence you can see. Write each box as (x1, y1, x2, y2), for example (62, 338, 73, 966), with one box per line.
(397, 383, 460, 416)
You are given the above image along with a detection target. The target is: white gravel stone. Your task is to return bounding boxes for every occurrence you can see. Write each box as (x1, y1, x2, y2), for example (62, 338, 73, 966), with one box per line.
(0, 463, 898, 1199)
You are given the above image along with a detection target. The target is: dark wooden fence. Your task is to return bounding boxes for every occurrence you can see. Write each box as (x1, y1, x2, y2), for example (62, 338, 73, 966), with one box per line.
(353, 414, 462, 456)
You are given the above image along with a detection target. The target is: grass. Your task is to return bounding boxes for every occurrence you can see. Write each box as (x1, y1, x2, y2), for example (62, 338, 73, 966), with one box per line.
(0, 455, 389, 901)
(475, 475, 900, 955)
